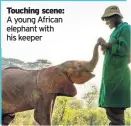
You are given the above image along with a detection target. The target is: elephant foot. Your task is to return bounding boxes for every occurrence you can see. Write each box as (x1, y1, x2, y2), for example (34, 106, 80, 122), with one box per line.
(2, 113, 15, 125)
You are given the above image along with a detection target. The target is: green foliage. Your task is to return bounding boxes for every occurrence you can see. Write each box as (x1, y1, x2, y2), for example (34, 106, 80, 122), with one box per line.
(10, 110, 37, 126)
(125, 108, 131, 125)
(69, 97, 84, 109)
(52, 98, 109, 126)
(10, 97, 131, 125)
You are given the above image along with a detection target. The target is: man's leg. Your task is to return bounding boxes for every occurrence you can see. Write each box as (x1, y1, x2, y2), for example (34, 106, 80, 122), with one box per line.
(105, 107, 125, 125)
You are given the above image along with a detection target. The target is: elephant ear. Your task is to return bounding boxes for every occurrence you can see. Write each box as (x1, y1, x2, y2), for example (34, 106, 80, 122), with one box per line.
(72, 71, 95, 84)
(67, 68, 95, 84)
(37, 66, 77, 96)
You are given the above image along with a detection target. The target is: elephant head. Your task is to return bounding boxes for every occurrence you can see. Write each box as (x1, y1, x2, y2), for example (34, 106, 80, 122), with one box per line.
(37, 44, 99, 97)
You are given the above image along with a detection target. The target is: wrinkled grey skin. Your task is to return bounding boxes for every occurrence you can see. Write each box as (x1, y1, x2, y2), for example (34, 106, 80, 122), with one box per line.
(2, 44, 99, 125)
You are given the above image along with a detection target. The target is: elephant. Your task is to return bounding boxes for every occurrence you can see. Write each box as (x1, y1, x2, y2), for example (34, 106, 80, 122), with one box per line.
(2, 42, 100, 125)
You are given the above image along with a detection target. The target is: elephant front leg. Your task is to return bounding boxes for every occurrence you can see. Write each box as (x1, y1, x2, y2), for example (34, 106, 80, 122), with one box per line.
(34, 94, 53, 125)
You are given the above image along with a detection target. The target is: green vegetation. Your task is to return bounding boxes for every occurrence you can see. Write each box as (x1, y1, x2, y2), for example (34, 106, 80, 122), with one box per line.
(10, 97, 131, 125)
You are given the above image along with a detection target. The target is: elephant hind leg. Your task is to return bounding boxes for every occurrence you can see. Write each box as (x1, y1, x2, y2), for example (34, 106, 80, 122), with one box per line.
(2, 113, 15, 125)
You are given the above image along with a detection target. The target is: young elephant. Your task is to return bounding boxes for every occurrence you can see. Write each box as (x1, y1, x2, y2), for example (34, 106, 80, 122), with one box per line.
(2, 43, 100, 125)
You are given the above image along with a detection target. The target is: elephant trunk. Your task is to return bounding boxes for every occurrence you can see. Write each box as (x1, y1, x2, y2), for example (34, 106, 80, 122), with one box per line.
(88, 44, 99, 71)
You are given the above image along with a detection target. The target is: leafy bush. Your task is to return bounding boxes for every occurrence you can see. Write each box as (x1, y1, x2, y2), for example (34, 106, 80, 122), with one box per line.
(10, 97, 131, 125)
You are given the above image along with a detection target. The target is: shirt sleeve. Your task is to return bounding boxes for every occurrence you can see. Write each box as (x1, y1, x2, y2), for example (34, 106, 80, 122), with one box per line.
(111, 25, 130, 57)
